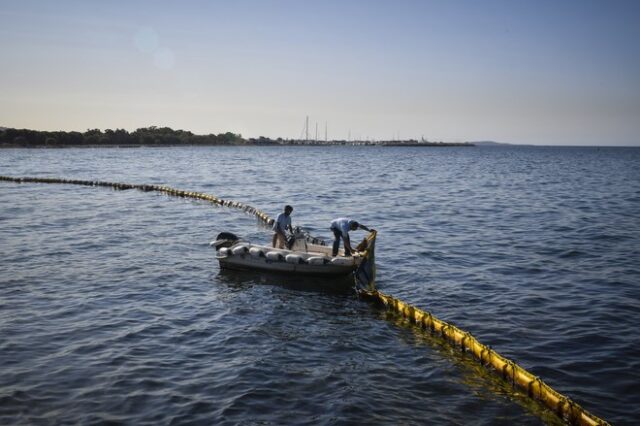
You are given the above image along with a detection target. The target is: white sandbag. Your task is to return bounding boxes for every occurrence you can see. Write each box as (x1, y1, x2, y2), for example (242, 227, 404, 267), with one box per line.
(232, 245, 249, 255)
(249, 247, 264, 257)
(285, 254, 304, 264)
(307, 256, 329, 265)
(266, 251, 284, 261)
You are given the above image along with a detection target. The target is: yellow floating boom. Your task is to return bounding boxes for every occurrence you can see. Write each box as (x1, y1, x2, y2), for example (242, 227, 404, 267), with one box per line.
(358, 289, 609, 426)
(0, 175, 275, 227)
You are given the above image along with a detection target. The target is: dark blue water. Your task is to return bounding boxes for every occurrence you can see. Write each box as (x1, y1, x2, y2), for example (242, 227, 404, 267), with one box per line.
(1, 146, 638, 425)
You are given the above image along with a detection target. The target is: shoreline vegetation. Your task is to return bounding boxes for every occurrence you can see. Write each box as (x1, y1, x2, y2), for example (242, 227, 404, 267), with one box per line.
(0, 126, 474, 148)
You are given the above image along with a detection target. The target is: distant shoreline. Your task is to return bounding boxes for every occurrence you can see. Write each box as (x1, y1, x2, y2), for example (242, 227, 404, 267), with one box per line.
(0, 126, 474, 148)
(0, 142, 475, 149)
(2, 127, 637, 148)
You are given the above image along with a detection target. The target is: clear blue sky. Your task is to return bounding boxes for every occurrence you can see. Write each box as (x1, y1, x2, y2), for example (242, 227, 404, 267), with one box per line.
(1, 0, 639, 145)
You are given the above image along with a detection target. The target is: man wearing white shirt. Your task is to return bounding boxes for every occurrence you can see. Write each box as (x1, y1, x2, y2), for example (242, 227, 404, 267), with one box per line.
(330, 217, 371, 257)
(272, 205, 293, 248)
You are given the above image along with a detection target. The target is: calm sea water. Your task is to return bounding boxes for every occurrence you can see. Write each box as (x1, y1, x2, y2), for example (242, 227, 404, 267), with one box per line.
(1, 146, 638, 425)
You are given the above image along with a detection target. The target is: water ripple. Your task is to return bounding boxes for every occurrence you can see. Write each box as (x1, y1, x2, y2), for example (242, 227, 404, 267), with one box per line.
(1, 146, 639, 424)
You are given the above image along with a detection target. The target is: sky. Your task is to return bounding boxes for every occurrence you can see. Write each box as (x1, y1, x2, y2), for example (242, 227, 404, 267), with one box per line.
(1, 0, 639, 145)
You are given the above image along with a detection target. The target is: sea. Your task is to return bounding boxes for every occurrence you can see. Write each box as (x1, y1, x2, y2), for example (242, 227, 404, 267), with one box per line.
(1, 145, 638, 425)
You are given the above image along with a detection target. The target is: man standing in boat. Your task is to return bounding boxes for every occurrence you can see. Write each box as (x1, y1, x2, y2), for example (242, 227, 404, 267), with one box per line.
(272, 205, 294, 249)
(330, 217, 371, 257)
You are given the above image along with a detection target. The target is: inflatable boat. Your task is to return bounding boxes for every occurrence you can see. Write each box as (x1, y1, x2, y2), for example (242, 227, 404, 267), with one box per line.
(211, 231, 365, 278)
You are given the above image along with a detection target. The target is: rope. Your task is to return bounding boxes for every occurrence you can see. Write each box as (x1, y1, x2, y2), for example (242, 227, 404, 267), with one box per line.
(1, 175, 610, 426)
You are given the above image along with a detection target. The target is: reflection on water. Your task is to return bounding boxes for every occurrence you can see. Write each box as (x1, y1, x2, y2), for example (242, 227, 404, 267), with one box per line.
(376, 309, 564, 426)
(216, 268, 356, 295)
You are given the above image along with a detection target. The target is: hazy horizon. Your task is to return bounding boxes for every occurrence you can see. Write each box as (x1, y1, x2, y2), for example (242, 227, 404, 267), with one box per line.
(1, 0, 639, 146)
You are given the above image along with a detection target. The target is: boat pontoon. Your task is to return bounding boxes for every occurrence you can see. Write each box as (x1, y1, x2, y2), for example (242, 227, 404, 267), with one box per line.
(211, 231, 366, 278)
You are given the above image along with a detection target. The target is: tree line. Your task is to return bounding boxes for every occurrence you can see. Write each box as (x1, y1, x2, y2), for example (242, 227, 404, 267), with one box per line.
(0, 126, 474, 147)
(0, 126, 281, 147)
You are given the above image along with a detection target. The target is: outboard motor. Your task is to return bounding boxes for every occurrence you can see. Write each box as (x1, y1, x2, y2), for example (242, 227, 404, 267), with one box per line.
(288, 227, 309, 251)
(211, 232, 240, 250)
